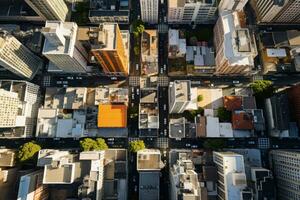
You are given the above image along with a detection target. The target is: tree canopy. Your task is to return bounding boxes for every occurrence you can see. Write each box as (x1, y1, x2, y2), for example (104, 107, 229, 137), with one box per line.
(80, 138, 108, 151)
(132, 20, 145, 38)
(203, 139, 226, 150)
(17, 141, 41, 164)
(217, 107, 232, 122)
(250, 80, 275, 99)
(197, 95, 204, 102)
(129, 140, 145, 152)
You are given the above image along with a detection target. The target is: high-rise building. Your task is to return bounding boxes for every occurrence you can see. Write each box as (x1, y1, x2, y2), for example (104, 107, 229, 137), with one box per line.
(256, 0, 300, 23)
(90, 23, 129, 76)
(17, 170, 49, 200)
(250, 168, 276, 200)
(218, 0, 248, 12)
(213, 152, 253, 200)
(0, 80, 40, 138)
(168, 0, 217, 24)
(140, 0, 159, 23)
(25, 0, 69, 21)
(169, 80, 192, 113)
(0, 33, 42, 80)
(269, 150, 300, 200)
(42, 21, 88, 73)
(214, 11, 257, 75)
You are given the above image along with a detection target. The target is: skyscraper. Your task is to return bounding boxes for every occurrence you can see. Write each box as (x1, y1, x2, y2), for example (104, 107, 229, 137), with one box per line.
(25, 0, 69, 21)
(0, 80, 40, 138)
(42, 21, 88, 73)
(140, 0, 159, 23)
(256, 0, 300, 23)
(213, 152, 253, 200)
(168, 0, 218, 24)
(90, 23, 129, 76)
(269, 150, 300, 200)
(0, 33, 42, 80)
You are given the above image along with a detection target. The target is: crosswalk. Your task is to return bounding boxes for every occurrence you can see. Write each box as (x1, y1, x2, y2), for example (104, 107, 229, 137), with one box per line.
(158, 24, 168, 33)
(253, 75, 264, 81)
(43, 76, 51, 87)
(258, 138, 270, 149)
(129, 76, 140, 86)
(156, 138, 169, 149)
(158, 76, 169, 86)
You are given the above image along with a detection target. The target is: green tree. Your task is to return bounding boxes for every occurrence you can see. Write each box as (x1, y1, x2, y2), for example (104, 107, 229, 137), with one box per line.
(203, 139, 226, 150)
(94, 138, 108, 150)
(183, 107, 204, 121)
(17, 141, 41, 164)
(129, 140, 145, 152)
(134, 46, 140, 56)
(132, 20, 145, 38)
(217, 107, 232, 122)
(197, 95, 204, 102)
(250, 80, 275, 99)
(80, 138, 108, 151)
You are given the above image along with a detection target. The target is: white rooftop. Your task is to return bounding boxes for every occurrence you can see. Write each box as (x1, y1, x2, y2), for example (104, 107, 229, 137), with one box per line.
(266, 48, 287, 58)
(206, 116, 220, 137)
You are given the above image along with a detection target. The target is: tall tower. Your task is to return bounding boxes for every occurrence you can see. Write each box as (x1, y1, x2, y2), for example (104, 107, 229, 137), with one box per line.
(91, 23, 129, 76)
(0, 34, 42, 80)
(42, 21, 88, 73)
(169, 80, 191, 114)
(140, 0, 159, 23)
(25, 0, 69, 21)
(270, 150, 300, 200)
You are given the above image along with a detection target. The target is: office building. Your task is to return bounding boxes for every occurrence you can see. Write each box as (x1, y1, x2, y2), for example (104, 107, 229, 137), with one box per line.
(89, 23, 129, 76)
(89, 0, 129, 24)
(218, 0, 248, 12)
(140, 0, 159, 23)
(25, 0, 69, 21)
(169, 80, 192, 113)
(256, 0, 300, 23)
(0, 33, 42, 80)
(17, 170, 49, 200)
(250, 168, 276, 200)
(214, 11, 257, 75)
(168, 0, 217, 24)
(213, 152, 252, 200)
(42, 21, 88, 73)
(137, 149, 164, 200)
(0, 80, 39, 138)
(269, 150, 300, 200)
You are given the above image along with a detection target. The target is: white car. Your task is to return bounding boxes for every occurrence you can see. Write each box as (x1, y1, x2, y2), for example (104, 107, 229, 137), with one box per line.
(67, 76, 73, 80)
(136, 88, 140, 95)
(186, 143, 191, 147)
(136, 64, 139, 70)
(111, 77, 117, 80)
(163, 104, 167, 111)
(233, 80, 240, 84)
(164, 118, 167, 125)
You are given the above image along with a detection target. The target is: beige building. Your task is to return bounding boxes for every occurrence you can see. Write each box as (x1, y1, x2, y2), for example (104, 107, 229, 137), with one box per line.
(218, 0, 248, 12)
(140, 0, 159, 23)
(0, 34, 42, 80)
(168, 0, 217, 24)
(214, 11, 257, 75)
(25, 0, 69, 21)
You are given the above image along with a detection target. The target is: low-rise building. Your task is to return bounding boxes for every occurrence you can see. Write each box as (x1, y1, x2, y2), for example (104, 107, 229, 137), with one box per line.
(95, 87, 128, 105)
(141, 30, 158, 76)
(168, 29, 186, 58)
(98, 104, 127, 128)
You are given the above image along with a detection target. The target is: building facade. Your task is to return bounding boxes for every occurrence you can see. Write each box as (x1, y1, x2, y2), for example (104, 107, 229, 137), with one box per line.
(218, 0, 248, 12)
(0, 80, 40, 138)
(0, 34, 42, 80)
(25, 0, 69, 21)
(168, 0, 218, 24)
(256, 0, 300, 23)
(90, 23, 129, 76)
(169, 80, 192, 114)
(269, 150, 300, 200)
(140, 0, 159, 23)
(214, 11, 257, 75)
(42, 21, 88, 73)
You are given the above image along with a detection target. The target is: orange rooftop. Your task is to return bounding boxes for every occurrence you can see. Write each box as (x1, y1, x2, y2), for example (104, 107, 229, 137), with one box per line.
(98, 104, 127, 128)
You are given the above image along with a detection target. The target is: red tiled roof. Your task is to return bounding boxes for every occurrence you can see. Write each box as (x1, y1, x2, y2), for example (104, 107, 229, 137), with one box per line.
(232, 112, 254, 130)
(224, 96, 243, 111)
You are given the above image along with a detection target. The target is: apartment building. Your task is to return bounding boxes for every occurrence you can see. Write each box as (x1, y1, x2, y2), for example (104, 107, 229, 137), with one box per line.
(269, 150, 300, 200)
(256, 0, 300, 23)
(140, 0, 159, 23)
(25, 0, 69, 21)
(168, 29, 186, 58)
(168, 0, 217, 24)
(0, 33, 42, 80)
(214, 11, 257, 75)
(42, 21, 88, 73)
(218, 0, 248, 12)
(213, 152, 252, 200)
(89, 23, 129, 76)
(141, 30, 158, 76)
(169, 80, 192, 113)
(0, 80, 39, 138)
